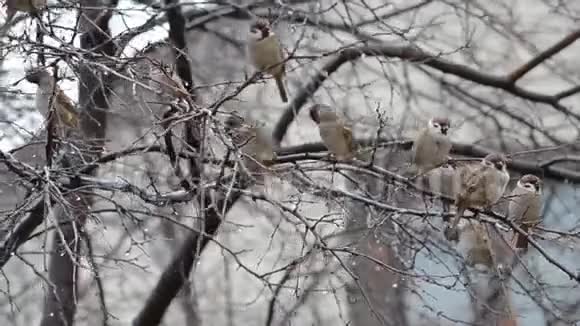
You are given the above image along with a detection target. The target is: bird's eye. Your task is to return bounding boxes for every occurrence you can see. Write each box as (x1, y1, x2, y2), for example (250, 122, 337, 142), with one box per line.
(433, 123, 440, 128)
(495, 162, 504, 170)
(524, 183, 534, 189)
(525, 182, 540, 192)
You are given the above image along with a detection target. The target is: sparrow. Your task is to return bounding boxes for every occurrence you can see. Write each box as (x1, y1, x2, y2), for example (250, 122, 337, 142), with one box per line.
(507, 174, 542, 250)
(444, 153, 510, 241)
(309, 104, 355, 161)
(225, 114, 276, 181)
(409, 117, 452, 177)
(25, 68, 79, 130)
(148, 61, 189, 102)
(247, 19, 288, 103)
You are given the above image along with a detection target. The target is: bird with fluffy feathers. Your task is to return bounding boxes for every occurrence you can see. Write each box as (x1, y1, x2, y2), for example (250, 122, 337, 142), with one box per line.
(25, 68, 79, 133)
(444, 153, 511, 241)
(508, 174, 543, 250)
(247, 19, 289, 103)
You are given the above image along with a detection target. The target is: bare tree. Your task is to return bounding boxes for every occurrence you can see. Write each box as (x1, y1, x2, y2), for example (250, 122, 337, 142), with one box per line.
(1, 1, 580, 326)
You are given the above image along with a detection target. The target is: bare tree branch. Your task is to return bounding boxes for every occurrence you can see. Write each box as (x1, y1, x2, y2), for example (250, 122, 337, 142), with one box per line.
(508, 28, 580, 83)
(39, 201, 87, 326)
(132, 187, 242, 326)
(555, 84, 580, 100)
(0, 196, 45, 268)
(132, 1, 237, 324)
(3, 135, 580, 272)
(39, 0, 118, 324)
(273, 44, 580, 145)
(3, 4, 580, 323)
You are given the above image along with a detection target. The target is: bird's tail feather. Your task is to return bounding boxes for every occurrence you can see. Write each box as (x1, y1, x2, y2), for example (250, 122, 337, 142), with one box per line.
(515, 225, 529, 249)
(444, 207, 464, 241)
(275, 75, 288, 102)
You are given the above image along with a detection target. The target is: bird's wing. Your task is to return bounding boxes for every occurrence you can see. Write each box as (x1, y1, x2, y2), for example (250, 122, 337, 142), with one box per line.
(507, 190, 523, 221)
(461, 164, 486, 194)
(277, 39, 286, 74)
(55, 89, 79, 128)
(411, 130, 427, 164)
(509, 190, 541, 224)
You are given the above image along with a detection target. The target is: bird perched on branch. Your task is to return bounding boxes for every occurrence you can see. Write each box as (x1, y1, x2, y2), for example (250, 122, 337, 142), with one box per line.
(25, 68, 79, 131)
(507, 174, 543, 250)
(408, 117, 453, 177)
(309, 104, 355, 161)
(444, 153, 510, 241)
(225, 114, 276, 182)
(247, 18, 288, 103)
(148, 61, 189, 102)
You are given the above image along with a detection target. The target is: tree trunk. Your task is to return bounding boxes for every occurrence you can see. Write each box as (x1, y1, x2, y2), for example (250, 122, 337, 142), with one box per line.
(39, 201, 87, 326)
(345, 149, 409, 326)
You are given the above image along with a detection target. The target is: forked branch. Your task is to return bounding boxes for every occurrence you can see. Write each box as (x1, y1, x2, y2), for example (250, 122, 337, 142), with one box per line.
(273, 43, 580, 145)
